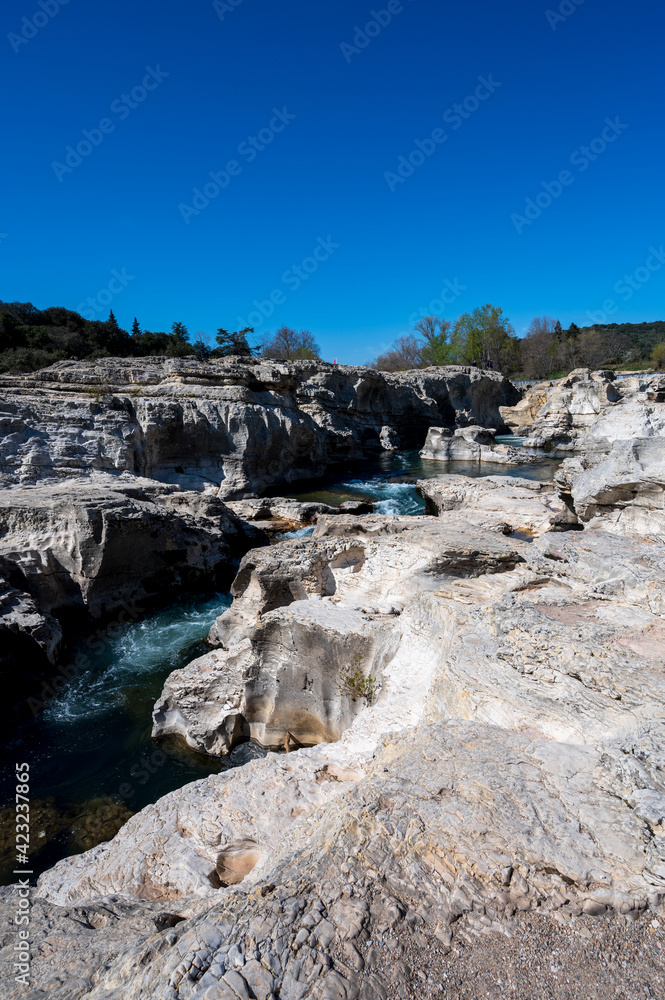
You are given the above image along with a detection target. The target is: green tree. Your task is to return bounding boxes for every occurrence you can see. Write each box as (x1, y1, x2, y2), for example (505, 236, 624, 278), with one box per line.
(108, 310, 119, 330)
(652, 341, 665, 370)
(416, 316, 453, 366)
(451, 304, 519, 372)
(171, 321, 189, 342)
(214, 327, 255, 357)
(131, 318, 141, 336)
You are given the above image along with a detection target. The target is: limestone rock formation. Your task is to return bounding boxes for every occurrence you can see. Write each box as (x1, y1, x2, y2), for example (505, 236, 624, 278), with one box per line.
(4, 357, 665, 1000)
(26, 481, 665, 998)
(500, 368, 665, 452)
(0, 357, 519, 497)
(420, 425, 540, 465)
(0, 556, 62, 702)
(557, 436, 665, 536)
(151, 514, 522, 755)
(224, 496, 374, 536)
(417, 473, 566, 536)
(0, 477, 258, 622)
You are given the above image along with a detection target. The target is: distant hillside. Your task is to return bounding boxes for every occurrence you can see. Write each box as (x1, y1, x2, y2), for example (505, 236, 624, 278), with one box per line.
(0, 301, 198, 375)
(579, 320, 665, 357)
(516, 319, 665, 380)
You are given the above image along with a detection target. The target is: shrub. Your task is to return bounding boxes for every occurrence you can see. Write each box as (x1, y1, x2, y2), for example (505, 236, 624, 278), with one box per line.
(652, 341, 665, 370)
(339, 659, 375, 704)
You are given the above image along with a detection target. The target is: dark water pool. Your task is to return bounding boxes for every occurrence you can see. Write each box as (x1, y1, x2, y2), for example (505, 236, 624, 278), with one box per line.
(0, 592, 269, 884)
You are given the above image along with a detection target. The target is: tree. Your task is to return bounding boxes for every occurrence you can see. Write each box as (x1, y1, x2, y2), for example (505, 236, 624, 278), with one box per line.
(214, 327, 255, 357)
(192, 332, 212, 360)
(576, 328, 608, 369)
(262, 326, 321, 361)
(451, 304, 519, 372)
(108, 310, 119, 330)
(566, 322, 580, 340)
(170, 321, 189, 342)
(131, 317, 141, 337)
(521, 317, 559, 380)
(373, 334, 424, 371)
(652, 341, 665, 370)
(416, 316, 453, 366)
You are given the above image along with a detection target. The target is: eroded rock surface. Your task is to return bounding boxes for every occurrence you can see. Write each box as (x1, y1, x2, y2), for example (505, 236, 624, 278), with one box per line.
(557, 437, 665, 537)
(21, 472, 665, 999)
(500, 368, 665, 452)
(151, 515, 521, 755)
(417, 474, 565, 536)
(0, 477, 257, 621)
(420, 425, 540, 465)
(0, 357, 519, 497)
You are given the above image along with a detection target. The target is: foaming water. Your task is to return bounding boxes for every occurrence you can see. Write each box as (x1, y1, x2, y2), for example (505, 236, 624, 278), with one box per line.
(0, 591, 262, 884)
(281, 447, 559, 514)
(336, 478, 425, 516)
(277, 525, 316, 540)
(45, 593, 232, 724)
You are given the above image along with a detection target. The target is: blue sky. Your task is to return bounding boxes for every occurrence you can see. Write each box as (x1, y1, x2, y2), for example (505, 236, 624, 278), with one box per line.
(1, 0, 664, 363)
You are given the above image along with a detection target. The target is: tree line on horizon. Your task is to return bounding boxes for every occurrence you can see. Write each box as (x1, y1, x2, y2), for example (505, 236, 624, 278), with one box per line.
(372, 306, 665, 378)
(1, 299, 664, 378)
(0, 301, 322, 374)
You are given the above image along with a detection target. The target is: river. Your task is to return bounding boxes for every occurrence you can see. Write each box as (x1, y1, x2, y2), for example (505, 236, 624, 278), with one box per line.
(1, 447, 559, 884)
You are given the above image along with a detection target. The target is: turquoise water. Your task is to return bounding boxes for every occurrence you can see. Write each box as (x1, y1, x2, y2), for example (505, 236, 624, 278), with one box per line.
(0, 592, 268, 883)
(280, 447, 558, 515)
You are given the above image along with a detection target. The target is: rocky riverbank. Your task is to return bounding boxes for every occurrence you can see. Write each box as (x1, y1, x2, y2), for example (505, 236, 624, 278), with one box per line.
(0, 357, 519, 496)
(0, 358, 517, 676)
(1, 363, 664, 999)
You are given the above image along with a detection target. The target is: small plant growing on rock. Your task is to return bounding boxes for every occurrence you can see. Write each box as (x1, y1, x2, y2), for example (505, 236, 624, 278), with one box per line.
(339, 656, 375, 704)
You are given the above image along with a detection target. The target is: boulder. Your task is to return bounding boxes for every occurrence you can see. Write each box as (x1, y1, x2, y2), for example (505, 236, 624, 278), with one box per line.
(0, 478, 258, 621)
(152, 516, 521, 755)
(418, 473, 565, 536)
(420, 425, 540, 465)
(500, 369, 665, 452)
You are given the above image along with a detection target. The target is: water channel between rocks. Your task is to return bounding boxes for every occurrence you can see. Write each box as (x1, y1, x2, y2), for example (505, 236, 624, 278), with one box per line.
(1, 447, 559, 884)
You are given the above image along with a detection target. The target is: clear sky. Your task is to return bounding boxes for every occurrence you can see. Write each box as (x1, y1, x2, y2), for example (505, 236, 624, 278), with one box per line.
(1, 0, 664, 363)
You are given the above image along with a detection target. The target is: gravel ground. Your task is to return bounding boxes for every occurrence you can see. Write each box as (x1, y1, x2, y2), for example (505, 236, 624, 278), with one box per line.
(333, 909, 665, 999)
